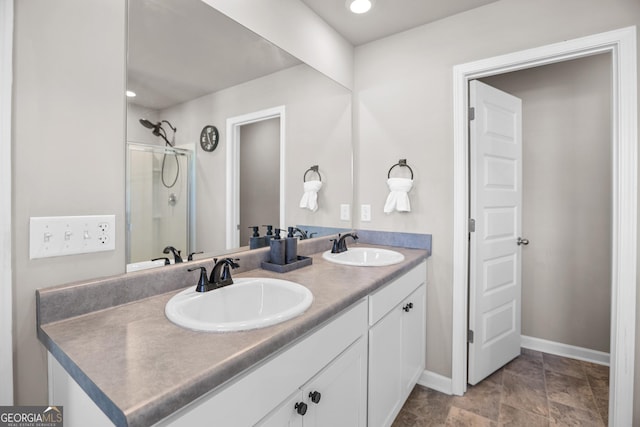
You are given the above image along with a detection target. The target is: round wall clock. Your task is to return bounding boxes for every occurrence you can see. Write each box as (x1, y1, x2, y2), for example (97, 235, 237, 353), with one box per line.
(200, 125, 219, 152)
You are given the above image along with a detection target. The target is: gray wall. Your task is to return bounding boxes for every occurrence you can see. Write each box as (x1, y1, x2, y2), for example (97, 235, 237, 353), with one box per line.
(161, 63, 352, 255)
(482, 54, 612, 353)
(352, 0, 640, 422)
(12, 0, 126, 403)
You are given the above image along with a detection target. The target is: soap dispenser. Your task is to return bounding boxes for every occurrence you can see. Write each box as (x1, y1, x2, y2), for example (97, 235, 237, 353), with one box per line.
(248, 226, 262, 249)
(263, 224, 274, 246)
(269, 228, 286, 265)
(286, 226, 298, 264)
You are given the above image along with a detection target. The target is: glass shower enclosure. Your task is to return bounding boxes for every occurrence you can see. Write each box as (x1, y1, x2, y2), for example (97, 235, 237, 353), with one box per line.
(126, 142, 195, 265)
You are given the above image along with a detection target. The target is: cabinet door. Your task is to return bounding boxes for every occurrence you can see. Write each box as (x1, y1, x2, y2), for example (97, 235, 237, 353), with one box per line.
(255, 391, 303, 427)
(302, 337, 367, 427)
(368, 306, 403, 427)
(401, 283, 426, 396)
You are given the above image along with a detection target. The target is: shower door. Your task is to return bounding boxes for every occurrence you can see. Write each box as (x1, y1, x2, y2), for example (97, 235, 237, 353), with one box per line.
(126, 143, 195, 264)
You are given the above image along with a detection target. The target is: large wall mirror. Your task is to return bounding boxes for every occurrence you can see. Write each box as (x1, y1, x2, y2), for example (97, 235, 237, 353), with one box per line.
(126, 0, 353, 265)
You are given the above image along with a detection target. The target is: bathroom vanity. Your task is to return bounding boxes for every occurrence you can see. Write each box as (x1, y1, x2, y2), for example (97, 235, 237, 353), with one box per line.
(37, 242, 428, 427)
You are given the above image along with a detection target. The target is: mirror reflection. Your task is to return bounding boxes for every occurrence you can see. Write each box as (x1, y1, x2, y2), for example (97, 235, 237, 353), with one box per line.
(126, 0, 353, 265)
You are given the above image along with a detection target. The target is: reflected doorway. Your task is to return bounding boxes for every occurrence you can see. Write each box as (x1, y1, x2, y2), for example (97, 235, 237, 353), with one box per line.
(239, 118, 281, 246)
(226, 106, 286, 249)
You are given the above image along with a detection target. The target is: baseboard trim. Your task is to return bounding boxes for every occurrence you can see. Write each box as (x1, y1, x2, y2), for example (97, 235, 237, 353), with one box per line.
(418, 370, 453, 395)
(521, 335, 610, 366)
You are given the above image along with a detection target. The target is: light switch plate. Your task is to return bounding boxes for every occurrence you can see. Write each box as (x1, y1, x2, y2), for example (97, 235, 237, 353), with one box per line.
(361, 204, 372, 222)
(29, 215, 116, 259)
(340, 204, 350, 221)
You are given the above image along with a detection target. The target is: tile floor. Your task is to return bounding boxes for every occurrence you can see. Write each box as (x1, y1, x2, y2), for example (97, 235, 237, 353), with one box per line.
(393, 349, 609, 426)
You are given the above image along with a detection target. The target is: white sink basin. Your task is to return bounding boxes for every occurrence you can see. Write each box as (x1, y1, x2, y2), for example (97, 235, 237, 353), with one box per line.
(322, 247, 405, 267)
(165, 278, 313, 332)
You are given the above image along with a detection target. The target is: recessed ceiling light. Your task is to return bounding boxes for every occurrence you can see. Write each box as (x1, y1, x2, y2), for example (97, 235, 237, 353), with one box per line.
(349, 0, 372, 14)
(126, 90, 136, 98)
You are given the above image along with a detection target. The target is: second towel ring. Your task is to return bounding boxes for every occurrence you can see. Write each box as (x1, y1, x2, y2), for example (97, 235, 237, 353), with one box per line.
(304, 165, 322, 182)
(388, 159, 414, 179)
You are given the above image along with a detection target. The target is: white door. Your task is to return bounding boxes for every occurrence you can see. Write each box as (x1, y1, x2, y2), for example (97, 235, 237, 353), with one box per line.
(468, 80, 524, 385)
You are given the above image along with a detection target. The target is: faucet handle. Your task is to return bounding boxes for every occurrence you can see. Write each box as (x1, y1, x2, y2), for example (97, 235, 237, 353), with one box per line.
(330, 239, 340, 254)
(188, 251, 203, 261)
(151, 257, 170, 265)
(188, 267, 210, 292)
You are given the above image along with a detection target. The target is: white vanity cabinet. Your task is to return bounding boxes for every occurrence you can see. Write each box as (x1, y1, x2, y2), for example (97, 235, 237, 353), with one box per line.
(46, 259, 429, 427)
(368, 261, 427, 427)
(257, 336, 367, 427)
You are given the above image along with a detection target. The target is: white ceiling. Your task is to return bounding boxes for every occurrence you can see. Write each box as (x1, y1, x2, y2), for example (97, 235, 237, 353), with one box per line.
(301, 0, 500, 46)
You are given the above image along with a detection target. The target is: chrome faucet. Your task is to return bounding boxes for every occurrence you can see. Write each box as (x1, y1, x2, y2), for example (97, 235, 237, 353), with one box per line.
(209, 258, 240, 288)
(331, 232, 359, 253)
(163, 246, 183, 263)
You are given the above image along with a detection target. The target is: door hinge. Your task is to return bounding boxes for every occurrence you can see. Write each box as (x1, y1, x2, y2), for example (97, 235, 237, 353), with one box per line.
(468, 329, 474, 343)
(469, 107, 475, 121)
(468, 218, 475, 233)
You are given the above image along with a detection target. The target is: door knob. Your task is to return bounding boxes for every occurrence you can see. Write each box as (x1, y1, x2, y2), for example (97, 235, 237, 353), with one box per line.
(517, 237, 529, 246)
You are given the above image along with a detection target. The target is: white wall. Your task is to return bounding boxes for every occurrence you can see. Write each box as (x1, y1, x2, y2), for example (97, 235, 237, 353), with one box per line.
(0, 0, 13, 406)
(352, 0, 640, 421)
(482, 54, 612, 353)
(161, 63, 352, 255)
(12, 0, 126, 404)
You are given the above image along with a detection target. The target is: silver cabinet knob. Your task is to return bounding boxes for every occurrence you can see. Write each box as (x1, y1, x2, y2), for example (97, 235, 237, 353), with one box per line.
(517, 237, 529, 246)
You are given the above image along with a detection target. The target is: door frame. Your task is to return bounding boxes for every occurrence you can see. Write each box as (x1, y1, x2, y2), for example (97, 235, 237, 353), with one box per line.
(452, 26, 637, 426)
(226, 106, 286, 249)
(0, 0, 13, 405)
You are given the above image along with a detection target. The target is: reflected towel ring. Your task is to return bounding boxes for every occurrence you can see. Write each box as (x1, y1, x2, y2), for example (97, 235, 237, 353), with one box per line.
(387, 159, 414, 179)
(304, 165, 322, 182)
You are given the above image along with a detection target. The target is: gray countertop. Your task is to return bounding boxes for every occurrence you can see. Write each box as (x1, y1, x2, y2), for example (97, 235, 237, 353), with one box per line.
(37, 244, 428, 427)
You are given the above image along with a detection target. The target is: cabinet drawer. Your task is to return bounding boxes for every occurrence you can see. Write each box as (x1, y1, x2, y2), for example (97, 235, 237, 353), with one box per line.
(369, 261, 426, 326)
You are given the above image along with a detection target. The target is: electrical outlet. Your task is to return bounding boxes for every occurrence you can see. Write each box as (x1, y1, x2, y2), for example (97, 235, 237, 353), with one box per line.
(361, 204, 372, 222)
(340, 204, 350, 221)
(30, 215, 116, 259)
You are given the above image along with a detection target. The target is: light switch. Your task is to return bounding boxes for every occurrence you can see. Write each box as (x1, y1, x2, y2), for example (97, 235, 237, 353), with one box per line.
(29, 215, 116, 259)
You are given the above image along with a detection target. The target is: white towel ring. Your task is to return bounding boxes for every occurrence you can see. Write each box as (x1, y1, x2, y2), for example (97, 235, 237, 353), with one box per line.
(387, 159, 414, 179)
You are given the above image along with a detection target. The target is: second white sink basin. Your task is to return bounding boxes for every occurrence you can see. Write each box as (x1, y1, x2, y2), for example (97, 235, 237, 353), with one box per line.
(165, 278, 313, 332)
(322, 247, 405, 267)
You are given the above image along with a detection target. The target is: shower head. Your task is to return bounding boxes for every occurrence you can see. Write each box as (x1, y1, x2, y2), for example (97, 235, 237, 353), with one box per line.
(139, 118, 159, 131)
(139, 118, 175, 146)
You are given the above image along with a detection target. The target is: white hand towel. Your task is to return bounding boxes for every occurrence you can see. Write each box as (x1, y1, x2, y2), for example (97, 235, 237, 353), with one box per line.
(384, 178, 413, 213)
(300, 180, 322, 212)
